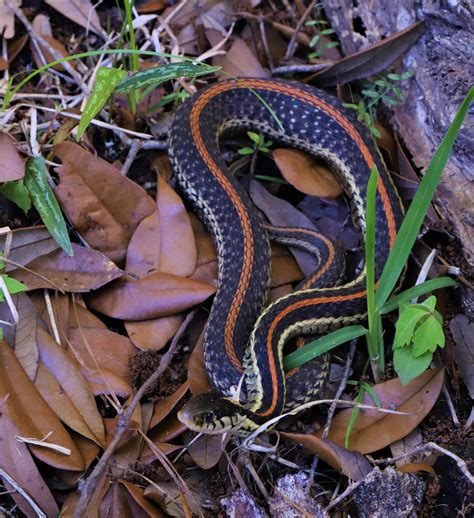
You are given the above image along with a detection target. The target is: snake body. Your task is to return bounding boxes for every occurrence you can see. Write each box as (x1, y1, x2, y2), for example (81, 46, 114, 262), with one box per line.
(169, 79, 404, 434)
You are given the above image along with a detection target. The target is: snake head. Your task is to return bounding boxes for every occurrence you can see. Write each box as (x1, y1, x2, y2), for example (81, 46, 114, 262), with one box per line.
(178, 393, 246, 434)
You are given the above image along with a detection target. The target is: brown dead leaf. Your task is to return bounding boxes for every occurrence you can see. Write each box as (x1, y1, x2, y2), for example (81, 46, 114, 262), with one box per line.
(0, 413, 60, 517)
(44, 0, 104, 37)
(36, 327, 106, 445)
(268, 283, 293, 303)
(273, 148, 342, 198)
(31, 291, 70, 344)
(282, 432, 371, 480)
(10, 244, 125, 291)
(249, 179, 320, 276)
(31, 14, 72, 71)
(84, 368, 132, 398)
(126, 175, 197, 277)
(398, 463, 436, 475)
(0, 226, 59, 273)
(325, 368, 445, 454)
(186, 432, 229, 470)
(149, 414, 188, 444)
(0, 292, 42, 380)
(270, 243, 304, 287)
(137, 0, 166, 13)
(120, 480, 165, 517)
(189, 229, 218, 286)
(54, 142, 155, 263)
(150, 381, 190, 429)
(187, 328, 210, 395)
(87, 272, 215, 320)
(0, 131, 25, 181)
(125, 314, 185, 351)
(0, 340, 84, 470)
(312, 22, 426, 86)
(0, 0, 16, 39)
(450, 314, 474, 398)
(68, 299, 107, 329)
(68, 327, 136, 379)
(210, 33, 269, 78)
(0, 33, 28, 70)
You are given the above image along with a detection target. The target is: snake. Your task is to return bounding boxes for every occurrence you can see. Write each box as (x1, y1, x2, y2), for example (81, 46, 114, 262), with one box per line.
(168, 78, 404, 434)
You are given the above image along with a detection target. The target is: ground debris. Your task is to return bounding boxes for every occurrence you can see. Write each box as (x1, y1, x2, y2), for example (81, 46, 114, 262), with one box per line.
(221, 488, 268, 518)
(268, 472, 327, 518)
(354, 467, 425, 518)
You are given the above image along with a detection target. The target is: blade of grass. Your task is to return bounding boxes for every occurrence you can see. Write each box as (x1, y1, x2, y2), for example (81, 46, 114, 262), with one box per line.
(376, 87, 474, 308)
(380, 277, 458, 314)
(283, 325, 367, 371)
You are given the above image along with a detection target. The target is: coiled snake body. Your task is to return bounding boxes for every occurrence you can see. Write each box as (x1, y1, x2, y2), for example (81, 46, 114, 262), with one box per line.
(169, 79, 404, 434)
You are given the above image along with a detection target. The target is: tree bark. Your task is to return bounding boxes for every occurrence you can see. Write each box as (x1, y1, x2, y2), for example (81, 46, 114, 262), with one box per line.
(321, 0, 474, 267)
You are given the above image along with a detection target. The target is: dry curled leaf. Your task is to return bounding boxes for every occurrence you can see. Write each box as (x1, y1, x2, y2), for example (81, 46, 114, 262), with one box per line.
(125, 313, 185, 351)
(281, 432, 371, 480)
(87, 272, 215, 321)
(10, 244, 125, 291)
(186, 432, 229, 470)
(273, 148, 343, 198)
(325, 368, 445, 454)
(149, 381, 190, 429)
(44, 0, 104, 37)
(54, 142, 155, 263)
(31, 14, 72, 71)
(0, 131, 25, 181)
(0, 340, 84, 471)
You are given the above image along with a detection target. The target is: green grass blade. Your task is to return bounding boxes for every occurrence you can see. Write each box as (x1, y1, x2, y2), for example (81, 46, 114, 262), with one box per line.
(77, 67, 127, 140)
(380, 277, 458, 314)
(376, 86, 474, 308)
(24, 157, 73, 256)
(365, 166, 379, 360)
(283, 325, 367, 371)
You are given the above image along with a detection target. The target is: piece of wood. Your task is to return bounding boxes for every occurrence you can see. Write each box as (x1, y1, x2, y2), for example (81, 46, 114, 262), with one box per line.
(322, 0, 474, 267)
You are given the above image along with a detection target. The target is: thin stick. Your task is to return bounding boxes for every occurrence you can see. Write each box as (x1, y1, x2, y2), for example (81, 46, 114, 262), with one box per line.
(284, 0, 318, 61)
(325, 479, 363, 512)
(74, 309, 197, 517)
(0, 468, 47, 518)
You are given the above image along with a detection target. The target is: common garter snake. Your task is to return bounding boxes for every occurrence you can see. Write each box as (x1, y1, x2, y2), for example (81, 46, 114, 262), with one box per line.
(169, 78, 404, 434)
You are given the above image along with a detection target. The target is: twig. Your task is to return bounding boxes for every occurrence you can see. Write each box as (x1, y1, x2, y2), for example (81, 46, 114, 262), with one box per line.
(370, 441, 474, 484)
(73, 309, 197, 517)
(239, 449, 269, 498)
(283, 0, 318, 62)
(258, 18, 274, 71)
(325, 478, 363, 512)
(272, 63, 331, 75)
(120, 139, 143, 176)
(5, 0, 89, 96)
(0, 468, 47, 518)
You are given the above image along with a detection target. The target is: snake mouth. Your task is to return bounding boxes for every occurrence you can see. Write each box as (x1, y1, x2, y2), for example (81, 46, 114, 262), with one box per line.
(177, 393, 246, 435)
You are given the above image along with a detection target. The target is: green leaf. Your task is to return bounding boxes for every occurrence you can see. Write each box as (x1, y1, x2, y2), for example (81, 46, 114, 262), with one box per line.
(342, 103, 359, 110)
(401, 70, 414, 80)
(361, 382, 381, 407)
(382, 96, 399, 106)
(24, 156, 73, 256)
(77, 67, 127, 140)
(283, 325, 367, 371)
(420, 294, 437, 312)
(412, 314, 445, 356)
(393, 303, 428, 349)
(115, 63, 220, 94)
(1, 274, 27, 295)
(376, 86, 474, 309)
(380, 277, 458, 314)
(319, 28, 336, 36)
(309, 35, 321, 47)
(393, 346, 433, 385)
(238, 147, 254, 155)
(370, 126, 382, 138)
(387, 73, 401, 80)
(247, 131, 261, 144)
(362, 90, 379, 98)
(0, 180, 32, 213)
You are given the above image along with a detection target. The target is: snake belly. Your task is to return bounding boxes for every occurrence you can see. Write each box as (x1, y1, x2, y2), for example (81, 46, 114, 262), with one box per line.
(168, 78, 404, 433)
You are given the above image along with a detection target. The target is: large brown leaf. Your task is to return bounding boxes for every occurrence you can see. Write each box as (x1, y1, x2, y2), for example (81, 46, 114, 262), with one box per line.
(325, 368, 445, 454)
(53, 142, 155, 263)
(0, 340, 84, 470)
(281, 432, 371, 481)
(87, 272, 215, 320)
(10, 244, 125, 291)
(0, 226, 58, 273)
(311, 21, 426, 86)
(0, 131, 24, 181)
(125, 314, 185, 351)
(0, 413, 60, 517)
(35, 327, 106, 445)
(44, 0, 103, 37)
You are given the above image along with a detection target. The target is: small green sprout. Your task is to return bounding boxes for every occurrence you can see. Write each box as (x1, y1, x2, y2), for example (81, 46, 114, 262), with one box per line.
(305, 20, 339, 59)
(238, 131, 273, 155)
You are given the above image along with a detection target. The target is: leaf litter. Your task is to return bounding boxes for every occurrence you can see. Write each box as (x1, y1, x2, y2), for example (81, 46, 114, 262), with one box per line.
(0, 0, 471, 515)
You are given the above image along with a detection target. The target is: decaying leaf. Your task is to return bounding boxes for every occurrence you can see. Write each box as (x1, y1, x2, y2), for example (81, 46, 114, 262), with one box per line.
(0, 340, 84, 470)
(0, 0, 18, 39)
(450, 314, 474, 398)
(87, 272, 215, 320)
(282, 432, 371, 480)
(149, 381, 190, 429)
(31, 14, 72, 71)
(325, 368, 445, 454)
(53, 142, 155, 263)
(125, 314, 185, 351)
(10, 244, 125, 291)
(186, 432, 229, 470)
(0, 131, 25, 181)
(44, 0, 104, 37)
(273, 148, 343, 198)
(0, 412, 60, 517)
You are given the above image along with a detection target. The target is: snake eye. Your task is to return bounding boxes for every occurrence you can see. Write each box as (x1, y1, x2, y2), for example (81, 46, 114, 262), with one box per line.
(204, 411, 215, 423)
